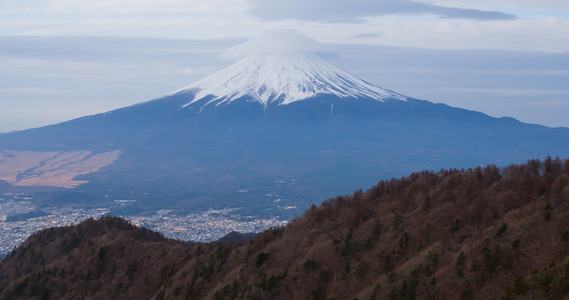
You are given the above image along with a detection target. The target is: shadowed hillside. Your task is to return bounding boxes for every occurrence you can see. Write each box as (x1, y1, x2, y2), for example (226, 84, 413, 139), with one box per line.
(1, 157, 569, 299)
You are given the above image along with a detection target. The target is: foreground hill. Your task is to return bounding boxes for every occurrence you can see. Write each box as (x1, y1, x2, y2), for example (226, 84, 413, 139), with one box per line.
(1, 157, 569, 299)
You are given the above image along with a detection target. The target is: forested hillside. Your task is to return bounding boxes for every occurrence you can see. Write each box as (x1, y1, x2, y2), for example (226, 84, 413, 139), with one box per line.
(1, 157, 569, 299)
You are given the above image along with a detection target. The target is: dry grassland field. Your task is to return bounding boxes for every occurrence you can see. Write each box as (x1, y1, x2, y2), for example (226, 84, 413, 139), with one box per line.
(0, 150, 121, 188)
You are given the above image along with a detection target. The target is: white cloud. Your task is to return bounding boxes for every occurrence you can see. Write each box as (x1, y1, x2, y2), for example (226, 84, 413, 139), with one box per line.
(0, 0, 251, 14)
(219, 31, 327, 60)
(0, 0, 255, 38)
(0, 88, 68, 95)
(417, 87, 569, 97)
(283, 16, 569, 52)
(0, 1, 567, 52)
(250, 0, 516, 21)
(423, 0, 569, 11)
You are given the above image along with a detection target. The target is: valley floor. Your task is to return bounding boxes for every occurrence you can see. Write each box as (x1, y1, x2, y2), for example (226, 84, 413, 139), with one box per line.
(0, 199, 285, 256)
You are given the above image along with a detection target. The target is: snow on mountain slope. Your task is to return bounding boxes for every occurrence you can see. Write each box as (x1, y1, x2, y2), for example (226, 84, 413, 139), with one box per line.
(174, 51, 407, 108)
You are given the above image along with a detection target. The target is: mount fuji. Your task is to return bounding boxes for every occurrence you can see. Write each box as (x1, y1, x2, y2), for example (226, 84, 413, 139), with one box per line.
(1, 50, 568, 216)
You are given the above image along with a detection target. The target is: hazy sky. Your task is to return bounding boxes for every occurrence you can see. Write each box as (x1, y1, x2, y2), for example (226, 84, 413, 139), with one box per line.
(1, 0, 568, 132)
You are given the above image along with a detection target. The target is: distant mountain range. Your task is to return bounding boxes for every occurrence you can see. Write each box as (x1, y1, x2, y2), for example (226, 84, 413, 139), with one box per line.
(0, 51, 568, 216)
(2, 158, 569, 299)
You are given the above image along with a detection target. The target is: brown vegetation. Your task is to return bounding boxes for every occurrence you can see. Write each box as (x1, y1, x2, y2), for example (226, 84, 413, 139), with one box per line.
(1, 157, 569, 299)
(0, 150, 121, 188)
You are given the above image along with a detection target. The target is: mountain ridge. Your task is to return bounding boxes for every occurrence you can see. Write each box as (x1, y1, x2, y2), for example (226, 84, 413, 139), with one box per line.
(1, 157, 569, 299)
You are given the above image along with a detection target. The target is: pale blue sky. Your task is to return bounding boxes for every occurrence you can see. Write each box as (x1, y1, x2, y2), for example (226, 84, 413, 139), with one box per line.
(0, 0, 568, 131)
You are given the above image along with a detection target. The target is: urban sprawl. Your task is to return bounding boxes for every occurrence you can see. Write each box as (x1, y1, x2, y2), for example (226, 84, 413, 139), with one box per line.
(0, 195, 288, 256)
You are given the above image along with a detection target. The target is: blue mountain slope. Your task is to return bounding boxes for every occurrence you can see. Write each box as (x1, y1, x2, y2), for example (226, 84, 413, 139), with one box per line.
(0, 52, 567, 216)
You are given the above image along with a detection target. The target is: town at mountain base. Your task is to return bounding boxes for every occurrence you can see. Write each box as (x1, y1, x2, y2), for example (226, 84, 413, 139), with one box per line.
(1, 157, 569, 299)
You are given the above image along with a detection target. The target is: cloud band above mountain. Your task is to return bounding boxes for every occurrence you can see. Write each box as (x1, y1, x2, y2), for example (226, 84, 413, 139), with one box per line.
(250, 0, 517, 22)
(219, 31, 326, 61)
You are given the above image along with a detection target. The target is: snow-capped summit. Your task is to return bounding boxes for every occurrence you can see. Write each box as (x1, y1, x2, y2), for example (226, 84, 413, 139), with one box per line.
(174, 51, 407, 108)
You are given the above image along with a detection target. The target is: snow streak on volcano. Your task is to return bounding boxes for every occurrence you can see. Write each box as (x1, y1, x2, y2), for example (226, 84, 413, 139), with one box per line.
(175, 51, 407, 108)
